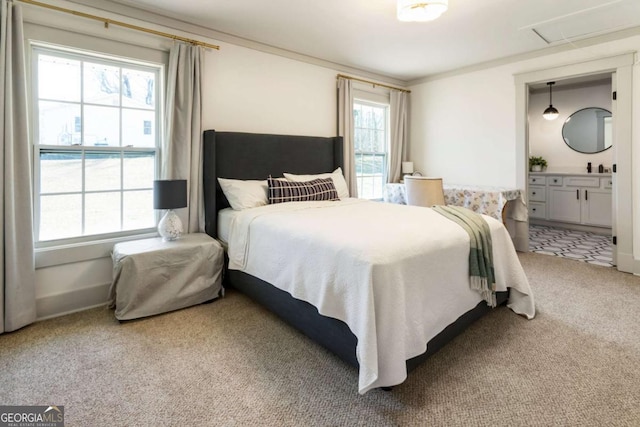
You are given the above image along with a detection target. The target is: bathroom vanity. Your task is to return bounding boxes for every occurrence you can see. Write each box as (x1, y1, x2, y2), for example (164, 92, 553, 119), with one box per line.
(529, 172, 612, 230)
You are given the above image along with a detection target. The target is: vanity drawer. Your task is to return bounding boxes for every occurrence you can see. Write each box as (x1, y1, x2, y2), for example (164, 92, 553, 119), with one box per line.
(602, 178, 613, 189)
(548, 176, 562, 186)
(528, 186, 546, 202)
(564, 176, 600, 188)
(529, 176, 546, 185)
(528, 202, 546, 219)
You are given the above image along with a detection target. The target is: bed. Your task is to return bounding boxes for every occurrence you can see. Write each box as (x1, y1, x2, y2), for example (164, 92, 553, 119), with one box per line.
(202, 130, 535, 394)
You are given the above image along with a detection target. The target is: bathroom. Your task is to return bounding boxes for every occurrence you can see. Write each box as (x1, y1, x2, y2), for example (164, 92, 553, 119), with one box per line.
(527, 74, 613, 267)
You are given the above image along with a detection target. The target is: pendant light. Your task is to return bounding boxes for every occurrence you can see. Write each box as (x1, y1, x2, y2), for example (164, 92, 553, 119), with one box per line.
(543, 81, 559, 121)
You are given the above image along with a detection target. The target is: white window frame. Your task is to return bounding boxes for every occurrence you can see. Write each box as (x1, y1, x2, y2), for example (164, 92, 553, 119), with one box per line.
(353, 98, 390, 200)
(31, 44, 162, 248)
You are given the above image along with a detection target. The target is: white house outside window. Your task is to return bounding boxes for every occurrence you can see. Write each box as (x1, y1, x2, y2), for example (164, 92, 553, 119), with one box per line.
(353, 100, 389, 199)
(32, 46, 161, 244)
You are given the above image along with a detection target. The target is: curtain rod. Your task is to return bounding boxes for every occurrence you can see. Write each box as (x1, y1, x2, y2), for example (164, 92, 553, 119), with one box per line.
(18, 0, 220, 50)
(337, 74, 410, 93)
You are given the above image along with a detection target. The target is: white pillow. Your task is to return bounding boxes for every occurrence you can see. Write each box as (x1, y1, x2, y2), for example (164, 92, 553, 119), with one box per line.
(217, 178, 268, 210)
(283, 168, 350, 199)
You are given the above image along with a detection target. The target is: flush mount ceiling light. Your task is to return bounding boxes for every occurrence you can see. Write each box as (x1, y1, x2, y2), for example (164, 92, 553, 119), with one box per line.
(397, 0, 448, 22)
(543, 81, 559, 121)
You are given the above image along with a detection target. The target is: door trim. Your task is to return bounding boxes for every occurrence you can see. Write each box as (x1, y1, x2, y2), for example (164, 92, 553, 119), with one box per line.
(514, 53, 635, 273)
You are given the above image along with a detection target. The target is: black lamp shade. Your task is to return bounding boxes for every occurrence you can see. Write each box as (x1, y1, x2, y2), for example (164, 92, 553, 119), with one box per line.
(153, 180, 187, 209)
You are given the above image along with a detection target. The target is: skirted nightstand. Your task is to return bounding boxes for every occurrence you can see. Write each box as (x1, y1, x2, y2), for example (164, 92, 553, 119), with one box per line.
(108, 233, 223, 320)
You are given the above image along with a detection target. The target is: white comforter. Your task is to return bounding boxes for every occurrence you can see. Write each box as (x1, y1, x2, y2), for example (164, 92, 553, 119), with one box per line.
(226, 198, 535, 394)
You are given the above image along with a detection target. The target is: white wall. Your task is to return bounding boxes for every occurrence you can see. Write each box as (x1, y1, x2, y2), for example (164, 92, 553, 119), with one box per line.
(202, 43, 336, 137)
(409, 35, 640, 186)
(409, 69, 517, 186)
(410, 34, 640, 271)
(528, 81, 612, 173)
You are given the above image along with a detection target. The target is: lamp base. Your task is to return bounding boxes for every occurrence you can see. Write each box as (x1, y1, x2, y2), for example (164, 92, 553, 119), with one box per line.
(158, 209, 183, 241)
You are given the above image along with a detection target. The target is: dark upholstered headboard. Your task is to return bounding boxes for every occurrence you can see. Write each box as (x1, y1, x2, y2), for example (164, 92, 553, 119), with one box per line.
(202, 130, 344, 238)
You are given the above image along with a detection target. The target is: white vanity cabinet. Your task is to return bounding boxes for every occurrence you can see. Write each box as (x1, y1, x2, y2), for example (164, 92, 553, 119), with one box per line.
(530, 173, 612, 229)
(527, 176, 546, 219)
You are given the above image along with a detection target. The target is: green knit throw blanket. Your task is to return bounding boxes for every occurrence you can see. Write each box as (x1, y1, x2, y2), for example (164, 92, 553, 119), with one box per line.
(432, 205, 496, 307)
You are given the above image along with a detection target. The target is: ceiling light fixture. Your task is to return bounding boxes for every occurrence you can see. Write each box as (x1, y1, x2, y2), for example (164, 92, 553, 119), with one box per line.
(543, 81, 559, 121)
(397, 0, 448, 22)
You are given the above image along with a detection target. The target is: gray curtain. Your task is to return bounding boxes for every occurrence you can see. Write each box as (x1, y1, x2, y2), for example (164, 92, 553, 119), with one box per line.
(388, 90, 409, 183)
(0, 0, 36, 333)
(336, 77, 358, 197)
(163, 43, 204, 232)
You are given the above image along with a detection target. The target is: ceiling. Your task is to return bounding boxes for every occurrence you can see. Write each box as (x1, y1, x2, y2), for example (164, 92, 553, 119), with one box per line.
(106, 0, 640, 82)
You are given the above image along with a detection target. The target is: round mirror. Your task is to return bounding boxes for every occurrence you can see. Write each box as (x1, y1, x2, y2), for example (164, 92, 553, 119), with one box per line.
(562, 107, 612, 154)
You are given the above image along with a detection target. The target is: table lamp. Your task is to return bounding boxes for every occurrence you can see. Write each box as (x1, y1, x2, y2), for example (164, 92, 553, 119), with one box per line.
(402, 162, 414, 181)
(153, 179, 187, 241)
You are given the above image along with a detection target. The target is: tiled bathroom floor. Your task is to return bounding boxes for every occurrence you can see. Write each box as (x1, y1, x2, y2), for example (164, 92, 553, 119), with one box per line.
(529, 224, 613, 267)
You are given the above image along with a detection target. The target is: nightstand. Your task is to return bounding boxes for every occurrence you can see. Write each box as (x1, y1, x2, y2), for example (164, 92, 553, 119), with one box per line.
(108, 233, 224, 320)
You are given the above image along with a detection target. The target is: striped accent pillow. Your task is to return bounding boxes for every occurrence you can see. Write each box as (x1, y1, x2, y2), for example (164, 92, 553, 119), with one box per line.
(268, 176, 339, 204)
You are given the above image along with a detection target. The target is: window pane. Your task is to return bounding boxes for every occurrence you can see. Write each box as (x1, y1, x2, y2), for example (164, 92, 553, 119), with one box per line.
(85, 151, 121, 192)
(372, 155, 382, 175)
(40, 151, 82, 194)
(83, 62, 120, 106)
(123, 190, 154, 230)
(355, 154, 363, 175)
(85, 192, 121, 235)
(353, 101, 388, 199)
(122, 69, 155, 109)
(39, 101, 81, 145)
(84, 105, 120, 146)
(364, 106, 374, 128)
(35, 48, 160, 243)
(362, 155, 374, 175)
(372, 130, 381, 152)
(374, 108, 384, 129)
(38, 55, 80, 102)
(39, 194, 82, 241)
(122, 109, 155, 147)
(123, 152, 155, 189)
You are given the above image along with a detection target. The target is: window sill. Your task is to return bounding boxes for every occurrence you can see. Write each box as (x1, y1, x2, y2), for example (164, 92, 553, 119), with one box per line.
(35, 232, 159, 268)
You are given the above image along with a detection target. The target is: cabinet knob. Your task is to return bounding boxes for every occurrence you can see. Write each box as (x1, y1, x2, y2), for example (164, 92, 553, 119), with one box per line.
(554, 179, 558, 183)
(532, 191, 536, 195)
(532, 208, 536, 212)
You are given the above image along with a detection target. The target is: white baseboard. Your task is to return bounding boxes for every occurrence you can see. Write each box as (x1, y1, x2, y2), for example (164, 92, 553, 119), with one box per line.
(36, 282, 111, 321)
(616, 252, 633, 274)
(634, 258, 640, 276)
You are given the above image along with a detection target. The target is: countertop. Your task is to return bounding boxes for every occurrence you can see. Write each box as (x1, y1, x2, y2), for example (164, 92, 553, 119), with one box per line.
(530, 171, 612, 177)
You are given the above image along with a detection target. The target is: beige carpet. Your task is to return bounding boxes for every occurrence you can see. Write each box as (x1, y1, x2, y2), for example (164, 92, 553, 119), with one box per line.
(1, 252, 640, 426)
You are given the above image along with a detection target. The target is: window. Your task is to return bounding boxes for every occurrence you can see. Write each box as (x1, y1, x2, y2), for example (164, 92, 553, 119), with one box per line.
(32, 46, 161, 244)
(353, 100, 389, 199)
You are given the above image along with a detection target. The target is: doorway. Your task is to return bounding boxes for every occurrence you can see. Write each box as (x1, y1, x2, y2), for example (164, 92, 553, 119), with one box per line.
(526, 74, 614, 266)
(514, 53, 634, 273)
